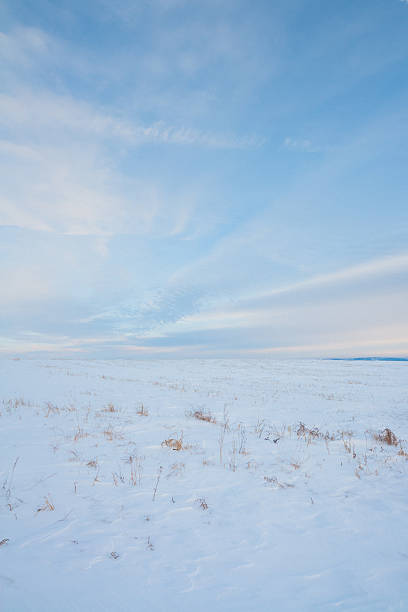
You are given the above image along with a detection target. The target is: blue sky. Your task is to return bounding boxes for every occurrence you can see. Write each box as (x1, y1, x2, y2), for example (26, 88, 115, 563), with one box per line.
(1, 0, 408, 358)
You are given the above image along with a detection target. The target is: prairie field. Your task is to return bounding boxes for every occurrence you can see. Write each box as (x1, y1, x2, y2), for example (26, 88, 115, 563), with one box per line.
(1, 358, 407, 611)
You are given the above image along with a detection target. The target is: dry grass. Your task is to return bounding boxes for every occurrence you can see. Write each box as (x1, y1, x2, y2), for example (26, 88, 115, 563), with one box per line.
(73, 426, 88, 442)
(103, 426, 124, 441)
(228, 438, 238, 472)
(238, 424, 248, 455)
(264, 476, 294, 489)
(152, 466, 163, 501)
(374, 428, 398, 446)
(196, 497, 208, 510)
(146, 536, 154, 551)
(161, 433, 187, 451)
(255, 418, 266, 438)
(103, 403, 117, 413)
(127, 455, 143, 486)
(36, 496, 55, 513)
(297, 422, 336, 443)
(45, 402, 60, 417)
(104, 427, 114, 441)
(166, 462, 185, 478)
(69, 450, 80, 462)
(189, 409, 216, 424)
(297, 422, 321, 440)
(137, 403, 149, 416)
(112, 471, 124, 486)
(343, 437, 354, 456)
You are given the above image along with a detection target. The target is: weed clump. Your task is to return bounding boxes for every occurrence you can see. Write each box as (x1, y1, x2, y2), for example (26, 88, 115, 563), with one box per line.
(196, 497, 208, 510)
(103, 403, 117, 413)
(297, 422, 321, 441)
(189, 409, 216, 424)
(137, 404, 149, 416)
(374, 428, 398, 446)
(36, 497, 55, 513)
(161, 436, 184, 451)
(297, 422, 335, 443)
(73, 426, 88, 442)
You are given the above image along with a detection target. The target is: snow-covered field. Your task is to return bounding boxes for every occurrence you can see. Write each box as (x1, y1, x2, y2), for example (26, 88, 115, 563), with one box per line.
(1, 358, 407, 611)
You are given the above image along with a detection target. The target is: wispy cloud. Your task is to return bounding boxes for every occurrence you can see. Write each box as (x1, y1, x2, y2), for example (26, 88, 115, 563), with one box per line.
(0, 91, 259, 150)
(244, 253, 408, 303)
(1, 1, 408, 358)
(0, 23, 261, 236)
(283, 138, 321, 153)
(70, 251, 408, 357)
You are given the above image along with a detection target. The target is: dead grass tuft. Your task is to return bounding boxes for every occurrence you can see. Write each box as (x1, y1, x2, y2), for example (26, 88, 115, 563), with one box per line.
(137, 403, 149, 416)
(162, 438, 183, 451)
(127, 455, 144, 486)
(343, 437, 354, 455)
(73, 426, 88, 442)
(264, 476, 294, 489)
(103, 426, 124, 441)
(161, 433, 186, 451)
(146, 536, 154, 551)
(196, 497, 208, 510)
(36, 496, 55, 513)
(152, 466, 163, 501)
(255, 418, 266, 438)
(166, 462, 185, 478)
(297, 422, 321, 440)
(45, 402, 60, 417)
(189, 409, 216, 424)
(104, 427, 114, 441)
(112, 471, 124, 486)
(297, 422, 336, 443)
(374, 428, 399, 446)
(103, 403, 117, 413)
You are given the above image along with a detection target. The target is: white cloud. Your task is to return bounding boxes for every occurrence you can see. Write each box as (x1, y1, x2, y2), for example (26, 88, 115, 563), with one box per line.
(0, 21, 261, 237)
(135, 252, 408, 356)
(247, 252, 408, 302)
(0, 26, 49, 68)
(283, 137, 320, 153)
(0, 89, 259, 149)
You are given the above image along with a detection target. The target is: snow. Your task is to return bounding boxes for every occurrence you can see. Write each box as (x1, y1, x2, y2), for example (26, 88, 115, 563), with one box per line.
(1, 358, 407, 611)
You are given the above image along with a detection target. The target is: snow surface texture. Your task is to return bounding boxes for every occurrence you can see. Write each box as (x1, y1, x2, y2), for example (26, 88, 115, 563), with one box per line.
(1, 358, 407, 611)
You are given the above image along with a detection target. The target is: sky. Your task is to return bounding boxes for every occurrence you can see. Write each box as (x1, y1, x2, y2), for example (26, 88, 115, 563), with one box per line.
(1, 0, 408, 359)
